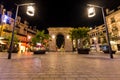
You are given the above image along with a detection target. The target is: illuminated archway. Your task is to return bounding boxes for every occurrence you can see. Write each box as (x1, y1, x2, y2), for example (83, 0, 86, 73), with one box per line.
(48, 27, 73, 52)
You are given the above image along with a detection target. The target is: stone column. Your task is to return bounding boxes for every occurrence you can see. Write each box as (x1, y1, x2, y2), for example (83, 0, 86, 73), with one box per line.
(64, 34, 73, 51)
(49, 33, 56, 51)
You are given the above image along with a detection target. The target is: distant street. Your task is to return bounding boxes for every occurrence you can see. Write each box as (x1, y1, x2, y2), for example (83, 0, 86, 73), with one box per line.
(0, 52, 120, 80)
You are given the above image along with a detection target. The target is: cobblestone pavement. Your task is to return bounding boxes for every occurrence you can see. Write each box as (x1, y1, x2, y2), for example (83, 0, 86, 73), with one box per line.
(0, 52, 120, 80)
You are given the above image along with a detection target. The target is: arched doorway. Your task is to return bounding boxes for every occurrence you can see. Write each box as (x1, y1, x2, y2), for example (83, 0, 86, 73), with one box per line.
(56, 34, 65, 49)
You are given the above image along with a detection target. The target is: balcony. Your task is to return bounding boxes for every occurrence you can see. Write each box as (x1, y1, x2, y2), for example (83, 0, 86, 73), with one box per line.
(17, 30, 27, 36)
(3, 24, 13, 32)
(27, 28, 36, 34)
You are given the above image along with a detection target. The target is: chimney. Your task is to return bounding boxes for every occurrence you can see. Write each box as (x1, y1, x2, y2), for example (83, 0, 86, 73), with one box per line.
(106, 8, 109, 15)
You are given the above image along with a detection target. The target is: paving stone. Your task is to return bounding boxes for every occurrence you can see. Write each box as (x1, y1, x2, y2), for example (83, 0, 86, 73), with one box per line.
(97, 78, 120, 80)
(0, 52, 120, 79)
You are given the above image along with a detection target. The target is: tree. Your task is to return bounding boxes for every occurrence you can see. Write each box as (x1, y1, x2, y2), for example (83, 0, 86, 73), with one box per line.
(5, 31, 19, 46)
(69, 27, 90, 49)
(32, 30, 50, 48)
(6, 31, 19, 52)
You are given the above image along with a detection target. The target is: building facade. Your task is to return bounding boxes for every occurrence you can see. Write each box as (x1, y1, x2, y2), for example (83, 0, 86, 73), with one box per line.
(106, 6, 120, 51)
(0, 4, 37, 52)
(88, 6, 120, 51)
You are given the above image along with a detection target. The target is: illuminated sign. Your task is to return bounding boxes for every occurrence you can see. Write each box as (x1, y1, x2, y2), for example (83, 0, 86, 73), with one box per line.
(1, 15, 9, 23)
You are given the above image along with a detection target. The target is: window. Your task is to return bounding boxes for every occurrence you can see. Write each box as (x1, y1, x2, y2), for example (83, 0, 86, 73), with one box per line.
(103, 30, 106, 33)
(111, 17, 115, 23)
(112, 26, 118, 31)
(98, 37, 101, 43)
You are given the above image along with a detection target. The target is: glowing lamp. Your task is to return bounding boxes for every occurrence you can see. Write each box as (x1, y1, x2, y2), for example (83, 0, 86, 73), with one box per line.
(88, 6, 96, 17)
(26, 6, 35, 16)
(52, 35, 55, 39)
(67, 35, 70, 39)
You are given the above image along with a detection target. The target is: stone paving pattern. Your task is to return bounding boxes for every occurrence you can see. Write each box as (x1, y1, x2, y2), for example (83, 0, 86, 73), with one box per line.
(0, 52, 120, 80)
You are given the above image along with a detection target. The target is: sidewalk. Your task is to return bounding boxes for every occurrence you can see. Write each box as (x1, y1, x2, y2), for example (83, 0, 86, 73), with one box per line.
(0, 52, 120, 80)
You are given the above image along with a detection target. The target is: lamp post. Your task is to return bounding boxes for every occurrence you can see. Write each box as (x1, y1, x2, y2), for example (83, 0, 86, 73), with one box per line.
(87, 4, 113, 59)
(8, 3, 35, 59)
(27, 35, 31, 51)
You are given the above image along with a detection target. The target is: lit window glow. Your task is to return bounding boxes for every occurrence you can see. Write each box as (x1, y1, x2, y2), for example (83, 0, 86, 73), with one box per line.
(93, 37, 97, 40)
(0, 40, 5, 44)
(28, 35, 31, 40)
(110, 41, 116, 44)
(0, 37, 4, 39)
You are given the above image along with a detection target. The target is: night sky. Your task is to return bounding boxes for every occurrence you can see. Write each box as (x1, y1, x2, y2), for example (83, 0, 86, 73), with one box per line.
(0, 0, 120, 31)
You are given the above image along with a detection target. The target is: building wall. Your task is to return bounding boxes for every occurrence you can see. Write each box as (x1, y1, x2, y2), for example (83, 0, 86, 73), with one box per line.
(0, 5, 37, 52)
(106, 9, 120, 51)
(88, 25, 107, 51)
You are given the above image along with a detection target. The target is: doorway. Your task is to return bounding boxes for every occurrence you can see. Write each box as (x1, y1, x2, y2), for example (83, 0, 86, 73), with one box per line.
(56, 34, 65, 50)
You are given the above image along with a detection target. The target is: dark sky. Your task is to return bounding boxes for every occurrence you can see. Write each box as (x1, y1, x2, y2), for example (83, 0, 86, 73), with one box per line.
(0, 0, 120, 30)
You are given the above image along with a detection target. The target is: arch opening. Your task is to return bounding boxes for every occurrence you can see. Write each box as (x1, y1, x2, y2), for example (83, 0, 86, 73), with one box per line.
(56, 34, 65, 49)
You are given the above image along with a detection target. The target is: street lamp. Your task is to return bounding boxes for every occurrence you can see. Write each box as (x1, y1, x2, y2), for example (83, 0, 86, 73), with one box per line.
(87, 4, 113, 58)
(8, 3, 35, 59)
(26, 5, 35, 16)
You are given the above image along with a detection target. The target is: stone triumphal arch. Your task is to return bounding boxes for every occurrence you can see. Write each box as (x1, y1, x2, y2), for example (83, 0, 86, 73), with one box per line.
(48, 27, 73, 52)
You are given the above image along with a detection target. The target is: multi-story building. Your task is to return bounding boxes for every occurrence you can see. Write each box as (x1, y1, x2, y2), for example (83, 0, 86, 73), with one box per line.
(106, 6, 120, 51)
(88, 6, 120, 51)
(0, 4, 37, 53)
(88, 25, 107, 51)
